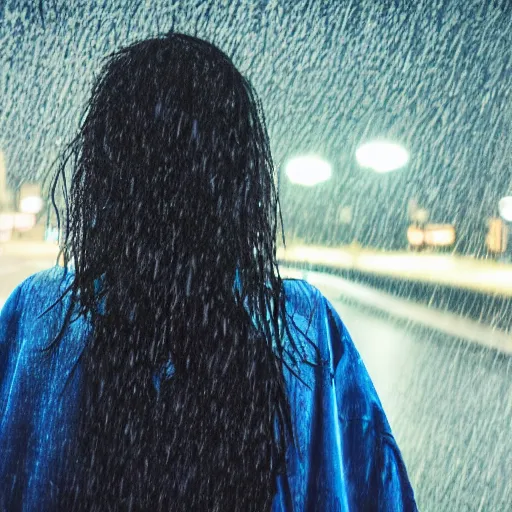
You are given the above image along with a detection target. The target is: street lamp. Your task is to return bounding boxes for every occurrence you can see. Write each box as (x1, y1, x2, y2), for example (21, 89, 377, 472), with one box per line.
(356, 140, 409, 173)
(20, 196, 44, 214)
(498, 196, 512, 222)
(284, 155, 332, 186)
(19, 184, 43, 214)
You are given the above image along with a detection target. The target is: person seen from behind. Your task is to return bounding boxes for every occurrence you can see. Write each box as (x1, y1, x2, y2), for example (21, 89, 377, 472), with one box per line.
(0, 33, 417, 511)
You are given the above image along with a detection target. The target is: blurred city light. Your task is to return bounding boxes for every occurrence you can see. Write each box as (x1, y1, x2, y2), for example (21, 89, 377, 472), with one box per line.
(424, 224, 456, 246)
(19, 183, 43, 214)
(284, 155, 332, 186)
(498, 196, 512, 222)
(356, 141, 409, 173)
(19, 196, 44, 214)
(407, 224, 455, 248)
(407, 226, 425, 247)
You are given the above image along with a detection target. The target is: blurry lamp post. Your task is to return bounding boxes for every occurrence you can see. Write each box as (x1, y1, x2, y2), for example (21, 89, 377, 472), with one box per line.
(284, 155, 332, 186)
(20, 197, 44, 215)
(0, 213, 14, 242)
(356, 141, 409, 173)
(498, 196, 512, 222)
(408, 199, 429, 227)
(19, 184, 43, 214)
(411, 208, 429, 226)
(356, 140, 409, 249)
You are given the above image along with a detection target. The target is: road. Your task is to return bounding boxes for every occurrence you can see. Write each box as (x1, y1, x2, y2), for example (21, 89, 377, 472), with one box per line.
(1, 245, 511, 511)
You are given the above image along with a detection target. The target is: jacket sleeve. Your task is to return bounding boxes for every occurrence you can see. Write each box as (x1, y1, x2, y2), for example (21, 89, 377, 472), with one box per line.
(325, 299, 418, 512)
(376, 432, 418, 511)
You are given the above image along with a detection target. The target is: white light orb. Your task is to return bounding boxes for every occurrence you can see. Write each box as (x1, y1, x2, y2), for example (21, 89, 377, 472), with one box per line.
(499, 196, 512, 222)
(356, 141, 409, 173)
(20, 196, 44, 214)
(285, 156, 332, 186)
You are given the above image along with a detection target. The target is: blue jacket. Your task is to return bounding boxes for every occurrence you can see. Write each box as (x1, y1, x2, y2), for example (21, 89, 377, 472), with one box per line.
(0, 267, 417, 511)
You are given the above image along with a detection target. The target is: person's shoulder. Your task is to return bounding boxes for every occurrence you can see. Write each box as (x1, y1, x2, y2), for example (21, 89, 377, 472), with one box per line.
(3, 267, 84, 351)
(281, 278, 342, 362)
(12, 266, 75, 316)
(19, 265, 73, 294)
(282, 278, 326, 318)
(1, 267, 76, 348)
(282, 277, 343, 338)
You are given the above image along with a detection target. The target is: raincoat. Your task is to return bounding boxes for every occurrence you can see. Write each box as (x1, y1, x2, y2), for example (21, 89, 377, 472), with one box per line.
(0, 267, 417, 511)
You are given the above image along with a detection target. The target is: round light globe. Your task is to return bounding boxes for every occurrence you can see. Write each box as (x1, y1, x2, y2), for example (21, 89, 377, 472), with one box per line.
(285, 156, 332, 186)
(356, 141, 409, 173)
(499, 196, 512, 222)
(20, 196, 44, 214)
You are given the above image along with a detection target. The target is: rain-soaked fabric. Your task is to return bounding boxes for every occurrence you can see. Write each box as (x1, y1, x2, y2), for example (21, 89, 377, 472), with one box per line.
(0, 267, 417, 511)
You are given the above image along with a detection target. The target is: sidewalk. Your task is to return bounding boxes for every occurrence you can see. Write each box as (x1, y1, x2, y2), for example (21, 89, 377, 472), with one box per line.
(0, 240, 60, 257)
(278, 245, 512, 297)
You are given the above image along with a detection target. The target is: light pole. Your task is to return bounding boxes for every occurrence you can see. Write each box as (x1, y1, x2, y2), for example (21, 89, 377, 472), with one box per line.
(355, 140, 410, 249)
(281, 155, 333, 245)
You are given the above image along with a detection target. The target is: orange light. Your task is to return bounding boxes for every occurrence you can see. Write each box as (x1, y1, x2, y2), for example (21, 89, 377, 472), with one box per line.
(486, 218, 506, 253)
(424, 224, 456, 246)
(407, 226, 424, 246)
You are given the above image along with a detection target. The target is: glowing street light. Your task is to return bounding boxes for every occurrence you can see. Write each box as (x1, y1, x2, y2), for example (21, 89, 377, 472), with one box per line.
(498, 196, 512, 222)
(19, 183, 43, 214)
(356, 140, 409, 173)
(285, 155, 332, 186)
(20, 196, 44, 214)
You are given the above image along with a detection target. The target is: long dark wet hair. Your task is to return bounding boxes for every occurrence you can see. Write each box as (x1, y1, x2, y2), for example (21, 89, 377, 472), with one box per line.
(51, 33, 295, 511)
